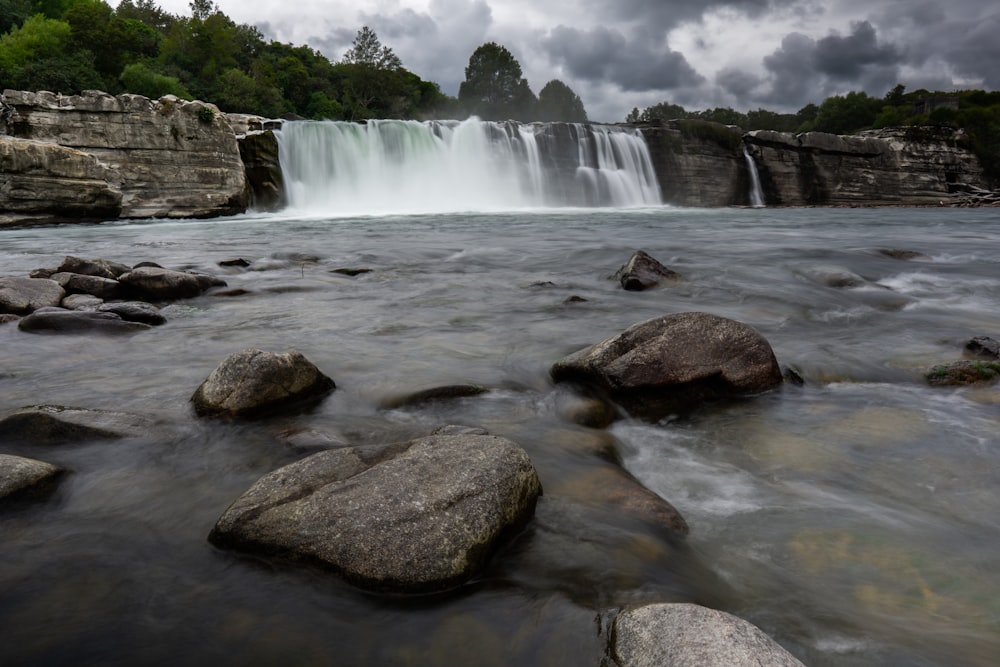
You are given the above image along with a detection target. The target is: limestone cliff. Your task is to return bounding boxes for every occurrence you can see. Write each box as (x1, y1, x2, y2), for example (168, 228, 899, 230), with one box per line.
(1, 89, 248, 223)
(639, 120, 986, 207)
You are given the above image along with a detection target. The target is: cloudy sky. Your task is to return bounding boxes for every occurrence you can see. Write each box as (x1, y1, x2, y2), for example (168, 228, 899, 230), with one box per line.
(115, 0, 999, 122)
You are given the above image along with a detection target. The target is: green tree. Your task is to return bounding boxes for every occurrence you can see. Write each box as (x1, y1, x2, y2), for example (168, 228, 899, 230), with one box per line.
(341, 25, 401, 70)
(808, 91, 881, 134)
(0, 0, 33, 34)
(536, 78, 587, 122)
(119, 61, 189, 98)
(458, 41, 536, 120)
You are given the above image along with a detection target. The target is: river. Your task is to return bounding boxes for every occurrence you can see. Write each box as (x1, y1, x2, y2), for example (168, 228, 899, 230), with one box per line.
(1, 205, 999, 666)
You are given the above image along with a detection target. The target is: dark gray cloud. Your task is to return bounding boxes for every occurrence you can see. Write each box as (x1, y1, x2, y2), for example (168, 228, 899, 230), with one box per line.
(540, 25, 705, 92)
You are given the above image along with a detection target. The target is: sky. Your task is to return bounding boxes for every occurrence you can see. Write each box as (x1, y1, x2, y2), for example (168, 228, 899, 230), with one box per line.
(112, 0, 1000, 122)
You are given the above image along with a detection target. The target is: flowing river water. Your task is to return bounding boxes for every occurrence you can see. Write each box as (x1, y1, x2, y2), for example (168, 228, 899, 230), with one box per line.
(2, 205, 999, 666)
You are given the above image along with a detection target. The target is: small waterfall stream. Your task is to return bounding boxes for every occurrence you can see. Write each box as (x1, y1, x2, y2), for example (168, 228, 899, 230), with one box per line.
(742, 143, 765, 207)
(276, 119, 661, 215)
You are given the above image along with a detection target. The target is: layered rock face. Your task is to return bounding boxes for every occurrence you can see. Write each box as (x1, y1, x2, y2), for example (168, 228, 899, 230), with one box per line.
(1, 89, 248, 222)
(639, 121, 987, 207)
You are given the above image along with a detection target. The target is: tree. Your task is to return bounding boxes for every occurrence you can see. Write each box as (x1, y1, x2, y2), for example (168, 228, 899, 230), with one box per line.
(458, 41, 535, 120)
(809, 91, 881, 134)
(341, 26, 401, 71)
(0, 0, 33, 35)
(536, 79, 587, 122)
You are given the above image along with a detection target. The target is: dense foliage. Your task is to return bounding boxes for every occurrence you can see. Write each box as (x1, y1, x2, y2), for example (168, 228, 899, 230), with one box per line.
(628, 86, 1000, 185)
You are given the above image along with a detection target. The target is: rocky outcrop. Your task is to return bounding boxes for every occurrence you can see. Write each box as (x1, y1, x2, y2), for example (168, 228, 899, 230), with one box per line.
(551, 312, 783, 421)
(209, 433, 542, 593)
(1, 89, 248, 222)
(638, 121, 987, 207)
(611, 603, 805, 666)
(191, 348, 336, 419)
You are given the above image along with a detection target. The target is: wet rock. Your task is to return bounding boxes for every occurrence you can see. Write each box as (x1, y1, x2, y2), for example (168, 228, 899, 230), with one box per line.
(0, 405, 155, 445)
(0, 454, 65, 500)
(611, 603, 804, 666)
(805, 266, 869, 289)
(551, 465, 688, 537)
(0, 313, 19, 325)
(218, 257, 252, 268)
(380, 384, 489, 409)
(925, 360, 1000, 387)
(564, 295, 588, 304)
(274, 428, 348, 452)
(209, 433, 542, 593)
(877, 248, 930, 261)
(330, 267, 372, 276)
(613, 250, 681, 291)
(554, 391, 618, 429)
(118, 266, 227, 300)
(62, 294, 104, 310)
(97, 301, 166, 326)
(551, 312, 783, 421)
(16, 309, 151, 334)
(191, 349, 335, 419)
(51, 272, 124, 299)
(431, 424, 491, 436)
(964, 336, 1000, 360)
(0, 277, 65, 315)
(55, 256, 131, 279)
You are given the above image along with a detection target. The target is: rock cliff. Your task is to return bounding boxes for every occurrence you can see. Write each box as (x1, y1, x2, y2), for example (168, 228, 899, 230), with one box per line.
(1, 89, 248, 224)
(639, 120, 987, 207)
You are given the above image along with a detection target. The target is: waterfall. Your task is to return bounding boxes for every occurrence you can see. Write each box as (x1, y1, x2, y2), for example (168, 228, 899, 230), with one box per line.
(742, 143, 765, 207)
(276, 119, 661, 215)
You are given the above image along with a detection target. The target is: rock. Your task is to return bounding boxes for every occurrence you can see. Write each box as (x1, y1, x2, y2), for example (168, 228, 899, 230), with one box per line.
(926, 360, 1000, 387)
(554, 391, 618, 429)
(614, 250, 681, 291)
(380, 384, 490, 409)
(208, 433, 542, 593)
(611, 603, 804, 666)
(0, 313, 19, 325)
(274, 428, 348, 451)
(97, 301, 166, 325)
(237, 130, 284, 211)
(0, 277, 65, 314)
(191, 348, 335, 419)
(0, 454, 65, 500)
(0, 136, 122, 224)
(877, 248, 930, 261)
(551, 312, 783, 420)
(16, 309, 151, 334)
(330, 267, 372, 276)
(62, 293, 104, 310)
(0, 405, 154, 445)
(550, 465, 688, 537)
(218, 257, 252, 268)
(965, 336, 1000, 360)
(55, 256, 131, 279)
(118, 266, 226, 300)
(2, 90, 248, 220)
(431, 424, 491, 436)
(51, 272, 123, 299)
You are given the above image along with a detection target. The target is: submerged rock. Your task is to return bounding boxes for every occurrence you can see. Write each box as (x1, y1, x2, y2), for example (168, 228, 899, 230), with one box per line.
(0, 405, 154, 445)
(611, 603, 805, 666)
(613, 250, 681, 291)
(191, 348, 335, 419)
(965, 336, 1000, 360)
(380, 384, 490, 409)
(0, 454, 65, 500)
(0, 277, 65, 315)
(209, 433, 542, 593)
(17, 309, 152, 334)
(551, 312, 783, 421)
(926, 360, 1000, 387)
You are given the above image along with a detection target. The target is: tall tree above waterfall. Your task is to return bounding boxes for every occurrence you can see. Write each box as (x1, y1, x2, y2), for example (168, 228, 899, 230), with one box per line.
(459, 41, 537, 121)
(341, 25, 401, 71)
(537, 79, 587, 122)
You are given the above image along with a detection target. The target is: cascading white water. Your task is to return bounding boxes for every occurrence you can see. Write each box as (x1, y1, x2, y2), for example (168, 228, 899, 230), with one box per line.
(742, 143, 765, 207)
(276, 118, 661, 215)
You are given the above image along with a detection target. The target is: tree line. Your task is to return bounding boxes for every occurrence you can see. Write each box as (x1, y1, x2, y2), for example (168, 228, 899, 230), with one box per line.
(0, 0, 588, 122)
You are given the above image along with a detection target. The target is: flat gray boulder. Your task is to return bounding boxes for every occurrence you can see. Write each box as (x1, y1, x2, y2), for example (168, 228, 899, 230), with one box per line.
(17, 309, 151, 334)
(191, 348, 335, 419)
(0, 277, 65, 315)
(118, 266, 226, 300)
(611, 603, 805, 666)
(0, 454, 64, 500)
(551, 312, 783, 420)
(0, 405, 154, 445)
(209, 433, 542, 593)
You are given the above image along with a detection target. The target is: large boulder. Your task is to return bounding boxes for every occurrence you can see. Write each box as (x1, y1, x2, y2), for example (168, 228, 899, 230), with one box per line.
(17, 308, 151, 334)
(0, 453, 64, 500)
(610, 603, 805, 666)
(209, 433, 542, 593)
(0, 276, 65, 314)
(551, 312, 783, 420)
(118, 266, 226, 300)
(614, 250, 681, 291)
(191, 348, 335, 419)
(0, 405, 154, 445)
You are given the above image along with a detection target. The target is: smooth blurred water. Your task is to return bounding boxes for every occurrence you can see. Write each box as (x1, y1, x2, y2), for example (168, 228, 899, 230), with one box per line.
(1, 206, 999, 666)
